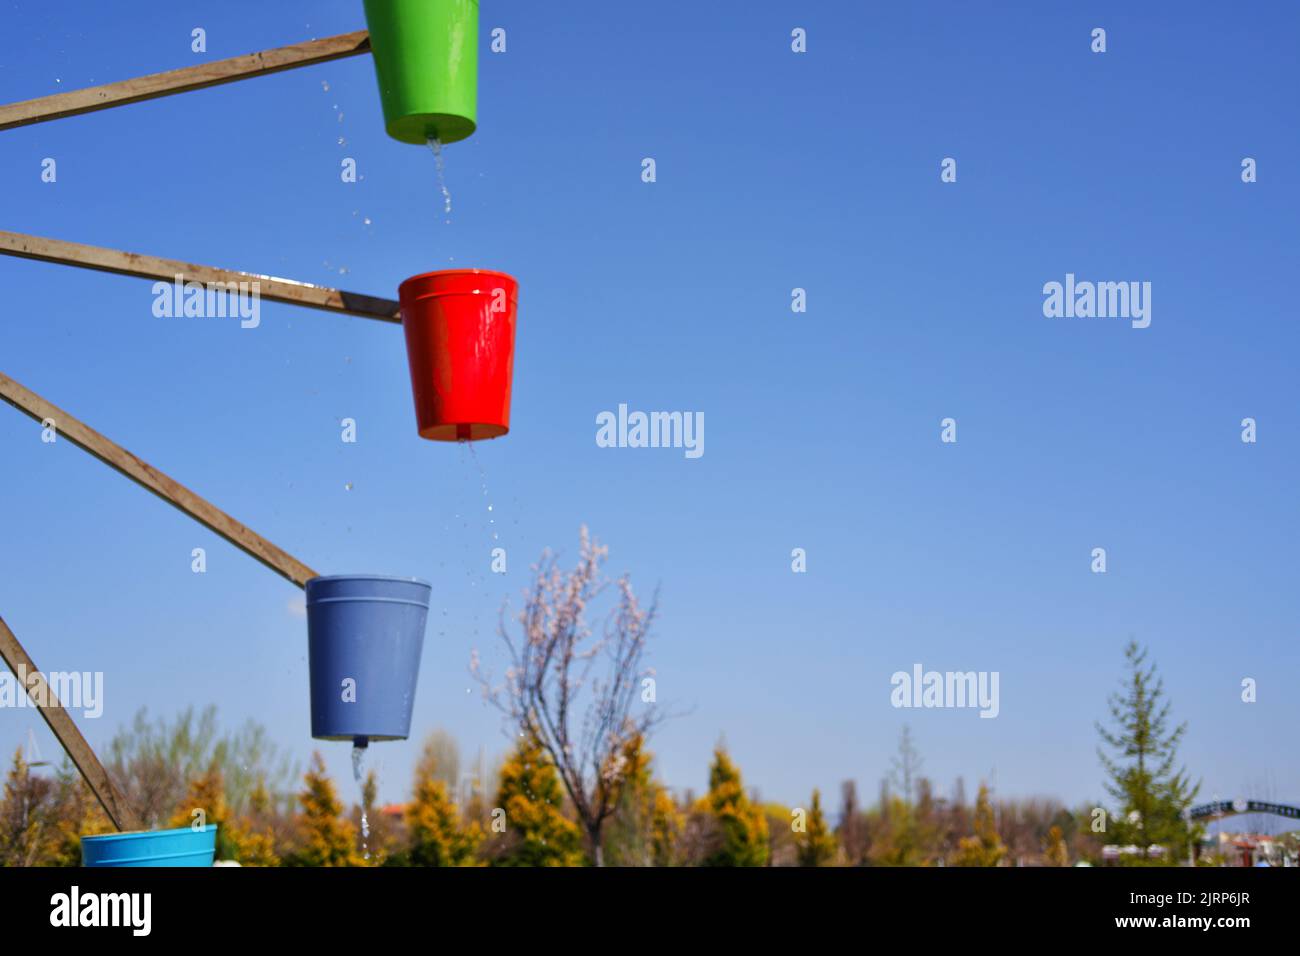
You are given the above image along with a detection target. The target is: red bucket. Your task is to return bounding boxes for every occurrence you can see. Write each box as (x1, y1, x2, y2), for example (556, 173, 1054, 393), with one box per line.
(399, 269, 518, 441)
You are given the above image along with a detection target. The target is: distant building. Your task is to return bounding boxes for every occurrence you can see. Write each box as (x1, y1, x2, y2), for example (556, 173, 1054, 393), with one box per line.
(1202, 832, 1297, 867)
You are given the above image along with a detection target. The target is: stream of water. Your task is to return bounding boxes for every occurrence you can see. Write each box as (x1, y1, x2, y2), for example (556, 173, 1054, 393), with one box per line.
(465, 442, 498, 546)
(351, 743, 370, 861)
(428, 136, 453, 221)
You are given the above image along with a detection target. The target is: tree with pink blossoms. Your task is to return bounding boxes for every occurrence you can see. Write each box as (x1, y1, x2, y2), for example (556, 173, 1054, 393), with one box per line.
(473, 526, 665, 866)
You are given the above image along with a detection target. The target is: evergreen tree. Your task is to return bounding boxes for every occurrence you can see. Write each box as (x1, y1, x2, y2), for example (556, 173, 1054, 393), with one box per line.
(953, 783, 1005, 866)
(890, 725, 923, 805)
(796, 788, 838, 866)
(702, 747, 768, 867)
(1096, 641, 1201, 863)
(871, 728, 928, 865)
(168, 763, 239, 861)
(232, 776, 282, 867)
(603, 733, 683, 866)
(492, 736, 584, 866)
(1044, 824, 1069, 866)
(289, 752, 363, 867)
(168, 764, 281, 866)
(230, 818, 280, 866)
(650, 787, 684, 867)
(405, 759, 481, 867)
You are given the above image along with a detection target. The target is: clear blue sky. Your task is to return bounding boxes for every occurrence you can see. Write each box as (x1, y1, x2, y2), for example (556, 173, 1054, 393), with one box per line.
(1, 0, 1297, 815)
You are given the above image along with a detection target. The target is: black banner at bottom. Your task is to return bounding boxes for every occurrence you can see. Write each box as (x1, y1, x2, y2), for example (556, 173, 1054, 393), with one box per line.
(0, 865, 1284, 941)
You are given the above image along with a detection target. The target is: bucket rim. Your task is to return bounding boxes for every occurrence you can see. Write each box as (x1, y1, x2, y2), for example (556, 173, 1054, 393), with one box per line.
(306, 573, 432, 588)
(82, 824, 217, 843)
(400, 268, 517, 289)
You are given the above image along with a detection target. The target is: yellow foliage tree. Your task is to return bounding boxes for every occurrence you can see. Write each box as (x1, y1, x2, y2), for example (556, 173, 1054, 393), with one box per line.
(1044, 824, 1069, 866)
(289, 752, 363, 867)
(232, 777, 282, 867)
(651, 787, 684, 867)
(492, 736, 584, 866)
(604, 734, 681, 866)
(168, 763, 280, 866)
(405, 767, 482, 866)
(702, 747, 768, 867)
(796, 788, 838, 866)
(952, 784, 1005, 867)
(169, 764, 229, 855)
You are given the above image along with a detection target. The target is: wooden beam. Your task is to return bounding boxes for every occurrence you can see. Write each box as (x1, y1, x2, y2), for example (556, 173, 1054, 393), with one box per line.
(0, 231, 401, 323)
(0, 30, 371, 131)
(0, 614, 142, 832)
(0, 371, 319, 589)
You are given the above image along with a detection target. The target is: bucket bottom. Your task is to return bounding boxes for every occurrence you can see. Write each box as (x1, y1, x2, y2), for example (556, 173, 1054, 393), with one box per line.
(422, 421, 508, 442)
(390, 112, 476, 146)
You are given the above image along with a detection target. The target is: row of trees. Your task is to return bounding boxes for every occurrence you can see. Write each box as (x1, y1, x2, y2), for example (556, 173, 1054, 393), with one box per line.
(0, 716, 1183, 867)
(0, 529, 1209, 866)
(0, 731, 1031, 867)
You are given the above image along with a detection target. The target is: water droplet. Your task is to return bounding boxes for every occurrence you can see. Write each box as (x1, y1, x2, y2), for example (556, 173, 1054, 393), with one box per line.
(321, 80, 330, 92)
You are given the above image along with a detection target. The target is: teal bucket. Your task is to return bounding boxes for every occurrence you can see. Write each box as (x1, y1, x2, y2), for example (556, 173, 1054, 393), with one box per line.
(81, 825, 218, 867)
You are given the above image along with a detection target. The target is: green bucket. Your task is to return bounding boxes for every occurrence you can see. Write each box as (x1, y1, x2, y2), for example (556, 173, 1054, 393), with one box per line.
(363, 0, 478, 145)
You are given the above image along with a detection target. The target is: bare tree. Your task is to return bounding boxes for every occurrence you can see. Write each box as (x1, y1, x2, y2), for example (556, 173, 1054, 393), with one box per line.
(106, 706, 297, 826)
(414, 728, 461, 791)
(472, 526, 663, 865)
(890, 724, 924, 806)
(838, 780, 868, 865)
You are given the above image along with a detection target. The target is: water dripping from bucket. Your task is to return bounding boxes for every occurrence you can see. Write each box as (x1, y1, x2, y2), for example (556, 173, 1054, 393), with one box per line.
(351, 739, 371, 861)
(428, 136, 453, 222)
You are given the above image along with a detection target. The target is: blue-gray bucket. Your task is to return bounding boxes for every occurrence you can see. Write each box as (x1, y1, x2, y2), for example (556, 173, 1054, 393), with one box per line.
(305, 574, 431, 743)
(81, 824, 217, 867)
